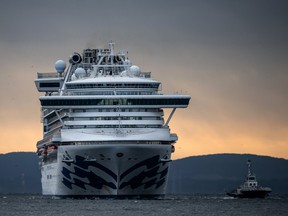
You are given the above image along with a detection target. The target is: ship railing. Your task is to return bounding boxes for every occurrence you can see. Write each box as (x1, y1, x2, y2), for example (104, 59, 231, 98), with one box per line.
(139, 72, 151, 78)
(43, 108, 54, 117)
(44, 124, 62, 136)
(36, 71, 150, 79)
(47, 121, 63, 131)
(64, 91, 163, 96)
(43, 108, 63, 117)
(46, 113, 67, 125)
(37, 72, 64, 79)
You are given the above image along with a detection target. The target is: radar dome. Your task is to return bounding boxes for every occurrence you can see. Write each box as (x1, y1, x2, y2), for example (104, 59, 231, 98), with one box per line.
(55, 60, 66, 73)
(75, 67, 86, 78)
(130, 65, 141, 76)
(120, 70, 128, 77)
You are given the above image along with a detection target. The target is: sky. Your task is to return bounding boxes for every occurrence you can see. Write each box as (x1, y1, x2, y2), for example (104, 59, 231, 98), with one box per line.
(0, 0, 288, 159)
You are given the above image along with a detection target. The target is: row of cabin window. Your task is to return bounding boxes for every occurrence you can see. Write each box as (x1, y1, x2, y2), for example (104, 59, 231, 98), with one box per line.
(66, 91, 157, 96)
(44, 125, 162, 132)
(71, 108, 162, 112)
(44, 122, 162, 132)
(42, 108, 162, 119)
(66, 83, 159, 89)
(70, 116, 162, 121)
(41, 98, 189, 106)
(43, 108, 161, 115)
(65, 125, 162, 129)
(46, 116, 161, 124)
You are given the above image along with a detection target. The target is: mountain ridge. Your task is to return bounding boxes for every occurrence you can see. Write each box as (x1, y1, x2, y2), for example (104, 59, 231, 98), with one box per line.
(0, 152, 287, 194)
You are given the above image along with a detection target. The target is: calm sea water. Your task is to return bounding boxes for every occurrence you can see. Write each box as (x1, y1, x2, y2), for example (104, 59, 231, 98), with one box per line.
(1, 194, 288, 216)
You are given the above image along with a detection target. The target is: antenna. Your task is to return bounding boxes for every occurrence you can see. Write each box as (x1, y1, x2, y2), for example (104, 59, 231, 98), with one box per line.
(109, 41, 115, 55)
(247, 160, 252, 176)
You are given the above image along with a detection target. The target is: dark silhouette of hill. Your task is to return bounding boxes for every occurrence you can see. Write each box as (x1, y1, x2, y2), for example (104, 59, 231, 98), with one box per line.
(0, 152, 287, 194)
(0, 152, 41, 193)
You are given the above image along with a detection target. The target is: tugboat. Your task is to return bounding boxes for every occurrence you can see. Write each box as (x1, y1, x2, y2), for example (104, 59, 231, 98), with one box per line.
(227, 160, 272, 198)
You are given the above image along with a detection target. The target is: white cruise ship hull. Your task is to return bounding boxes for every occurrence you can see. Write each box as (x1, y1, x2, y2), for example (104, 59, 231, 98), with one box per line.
(41, 144, 172, 197)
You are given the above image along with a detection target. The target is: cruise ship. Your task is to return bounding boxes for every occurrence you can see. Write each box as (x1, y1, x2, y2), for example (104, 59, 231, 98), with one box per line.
(35, 42, 190, 198)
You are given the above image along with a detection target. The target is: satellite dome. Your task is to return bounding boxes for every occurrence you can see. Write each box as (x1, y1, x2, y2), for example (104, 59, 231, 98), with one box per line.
(55, 60, 66, 73)
(74, 67, 86, 78)
(120, 70, 128, 77)
(130, 65, 141, 76)
(71, 74, 77, 81)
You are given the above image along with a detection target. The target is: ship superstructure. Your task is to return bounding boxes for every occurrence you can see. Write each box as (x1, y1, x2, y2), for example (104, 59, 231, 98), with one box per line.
(35, 42, 190, 197)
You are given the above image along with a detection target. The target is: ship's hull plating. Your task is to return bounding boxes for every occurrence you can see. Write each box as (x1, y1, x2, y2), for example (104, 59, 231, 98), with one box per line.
(41, 144, 172, 197)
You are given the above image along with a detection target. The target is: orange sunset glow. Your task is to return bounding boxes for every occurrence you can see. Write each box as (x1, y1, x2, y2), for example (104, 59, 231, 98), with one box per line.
(1, 0, 288, 160)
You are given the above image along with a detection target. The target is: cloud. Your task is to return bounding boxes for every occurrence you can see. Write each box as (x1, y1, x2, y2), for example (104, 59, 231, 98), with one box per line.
(1, 0, 288, 158)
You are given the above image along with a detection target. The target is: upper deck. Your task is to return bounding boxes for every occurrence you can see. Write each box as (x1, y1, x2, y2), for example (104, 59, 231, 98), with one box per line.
(35, 42, 190, 108)
(35, 42, 156, 94)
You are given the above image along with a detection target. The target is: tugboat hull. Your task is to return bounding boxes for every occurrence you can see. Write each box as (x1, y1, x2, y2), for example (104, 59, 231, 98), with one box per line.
(227, 188, 271, 198)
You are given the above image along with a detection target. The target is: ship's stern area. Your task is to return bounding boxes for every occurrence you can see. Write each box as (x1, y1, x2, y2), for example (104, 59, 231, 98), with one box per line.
(41, 144, 173, 198)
